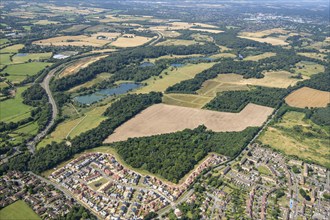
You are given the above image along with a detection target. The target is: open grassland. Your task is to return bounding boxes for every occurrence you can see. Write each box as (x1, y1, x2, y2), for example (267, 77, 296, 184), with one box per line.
(297, 52, 327, 61)
(111, 36, 153, 47)
(33, 32, 121, 47)
(0, 38, 9, 45)
(104, 103, 273, 143)
(3, 62, 51, 83)
(59, 55, 108, 78)
(147, 54, 202, 62)
(0, 53, 12, 65)
(163, 93, 213, 108)
(198, 72, 304, 97)
(0, 86, 33, 123)
(293, 61, 325, 77)
(240, 28, 289, 38)
(0, 200, 40, 220)
(189, 28, 223, 33)
(285, 87, 330, 108)
(259, 111, 330, 168)
(0, 44, 24, 53)
(238, 35, 289, 46)
(69, 72, 113, 92)
(34, 19, 59, 25)
(156, 39, 197, 46)
(191, 33, 213, 42)
(244, 52, 276, 61)
(37, 104, 110, 149)
(12, 52, 52, 63)
(136, 63, 215, 93)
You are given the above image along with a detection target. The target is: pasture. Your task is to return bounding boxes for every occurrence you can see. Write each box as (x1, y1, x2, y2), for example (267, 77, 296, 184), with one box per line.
(111, 36, 152, 47)
(104, 103, 273, 143)
(0, 200, 40, 220)
(69, 72, 113, 92)
(285, 87, 330, 108)
(0, 44, 24, 53)
(136, 63, 215, 93)
(0, 53, 12, 65)
(210, 53, 236, 59)
(197, 71, 304, 97)
(0, 86, 33, 123)
(259, 111, 330, 168)
(297, 52, 327, 61)
(293, 61, 325, 77)
(239, 28, 289, 38)
(238, 35, 289, 46)
(59, 55, 108, 78)
(3, 62, 51, 83)
(163, 93, 213, 108)
(12, 52, 52, 63)
(34, 20, 59, 25)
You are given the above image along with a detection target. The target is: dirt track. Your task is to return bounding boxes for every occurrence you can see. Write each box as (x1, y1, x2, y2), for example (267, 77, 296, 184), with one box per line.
(104, 103, 274, 143)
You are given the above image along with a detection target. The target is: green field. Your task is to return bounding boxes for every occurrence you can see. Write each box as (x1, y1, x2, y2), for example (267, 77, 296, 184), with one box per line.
(136, 63, 215, 93)
(12, 53, 52, 63)
(0, 86, 33, 123)
(259, 111, 330, 168)
(0, 44, 24, 53)
(293, 61, 325, 77)
(0, 200, 41, 220)
(2, 62, 51, 83)
(0, 53, 12, 65)
(257, 165, 272, 176)
(163, 93, 212, 108)
(0, 38, 9, 45)
(37, 103, 109, 148)
(69, 72, 113, 92)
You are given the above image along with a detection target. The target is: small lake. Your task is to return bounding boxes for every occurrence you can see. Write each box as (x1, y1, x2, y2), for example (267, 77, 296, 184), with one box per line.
(140, 62, 155, 67)
(74, 83, 141, 105)
(171, 63, 185, 67)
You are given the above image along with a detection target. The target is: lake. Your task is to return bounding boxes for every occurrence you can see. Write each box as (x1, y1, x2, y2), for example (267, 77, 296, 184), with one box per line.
(74, 83, 141, 105)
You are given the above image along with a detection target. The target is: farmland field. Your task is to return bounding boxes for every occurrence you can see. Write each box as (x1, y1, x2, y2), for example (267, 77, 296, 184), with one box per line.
(104, 103, 273, 143)
(3, 62, 51, 83)
(163, 93, 213, 108)
(156, 39, 197, 46)
(136, 63, 215, 93)
(0, 200, 40, 220)
(111, 36, 153, 47)
(244, 52, 276, 61)
(297, 52, 327, 61)
(238, 35, 289, 46)
(0, 86, 34, 123)
(197, 71, 304, 97)
(12, 52, 52, 63)
(0, 44, 24, 53)
(69, 72, 113, 92)
(285, 87, 330, 108)
(259, 111, 330, 168)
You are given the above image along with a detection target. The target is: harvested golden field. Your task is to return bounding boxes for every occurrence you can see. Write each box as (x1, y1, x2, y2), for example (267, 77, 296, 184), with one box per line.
(244, 52, 276, 61)
(59, 55, 108, 78)
(285, 87, 330, 108)
(240, 28, 289, 38)
(238, 36, 289, 46)
(111, 36, 153, 47)
(156, 39, 197, 46)
(189, 28, 223, 33)
(198, 72, 305, 97)
(163, 93, 213, 108)
(104, 103, 273, 143)
(33, 32, 121, 47)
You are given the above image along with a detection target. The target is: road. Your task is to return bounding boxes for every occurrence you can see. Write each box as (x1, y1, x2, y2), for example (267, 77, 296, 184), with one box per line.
(27, 65, 61, 153)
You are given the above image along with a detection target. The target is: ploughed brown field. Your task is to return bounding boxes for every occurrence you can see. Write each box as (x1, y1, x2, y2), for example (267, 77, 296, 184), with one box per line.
(285, 87, 330, 108)
(104, 103, 274, 143)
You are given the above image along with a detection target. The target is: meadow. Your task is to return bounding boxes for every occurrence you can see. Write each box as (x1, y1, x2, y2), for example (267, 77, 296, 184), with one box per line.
(259, 111, 330, 168)
(136, 62, 215, 93)
(12, 52, 52, 63)
(0, 200, 40, 220)
(0, 86, 34, 123)
(0, 44, 24, 53)
(293, 61, 325, 77)
(111, 36, 152, 47)
(3, 62, 51, 83)
(163, 93, 213, 108)
(156, 39, 197, 46)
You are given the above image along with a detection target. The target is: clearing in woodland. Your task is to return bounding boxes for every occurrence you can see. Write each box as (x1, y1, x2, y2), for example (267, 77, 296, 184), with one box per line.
(104, 103, 273, 143)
